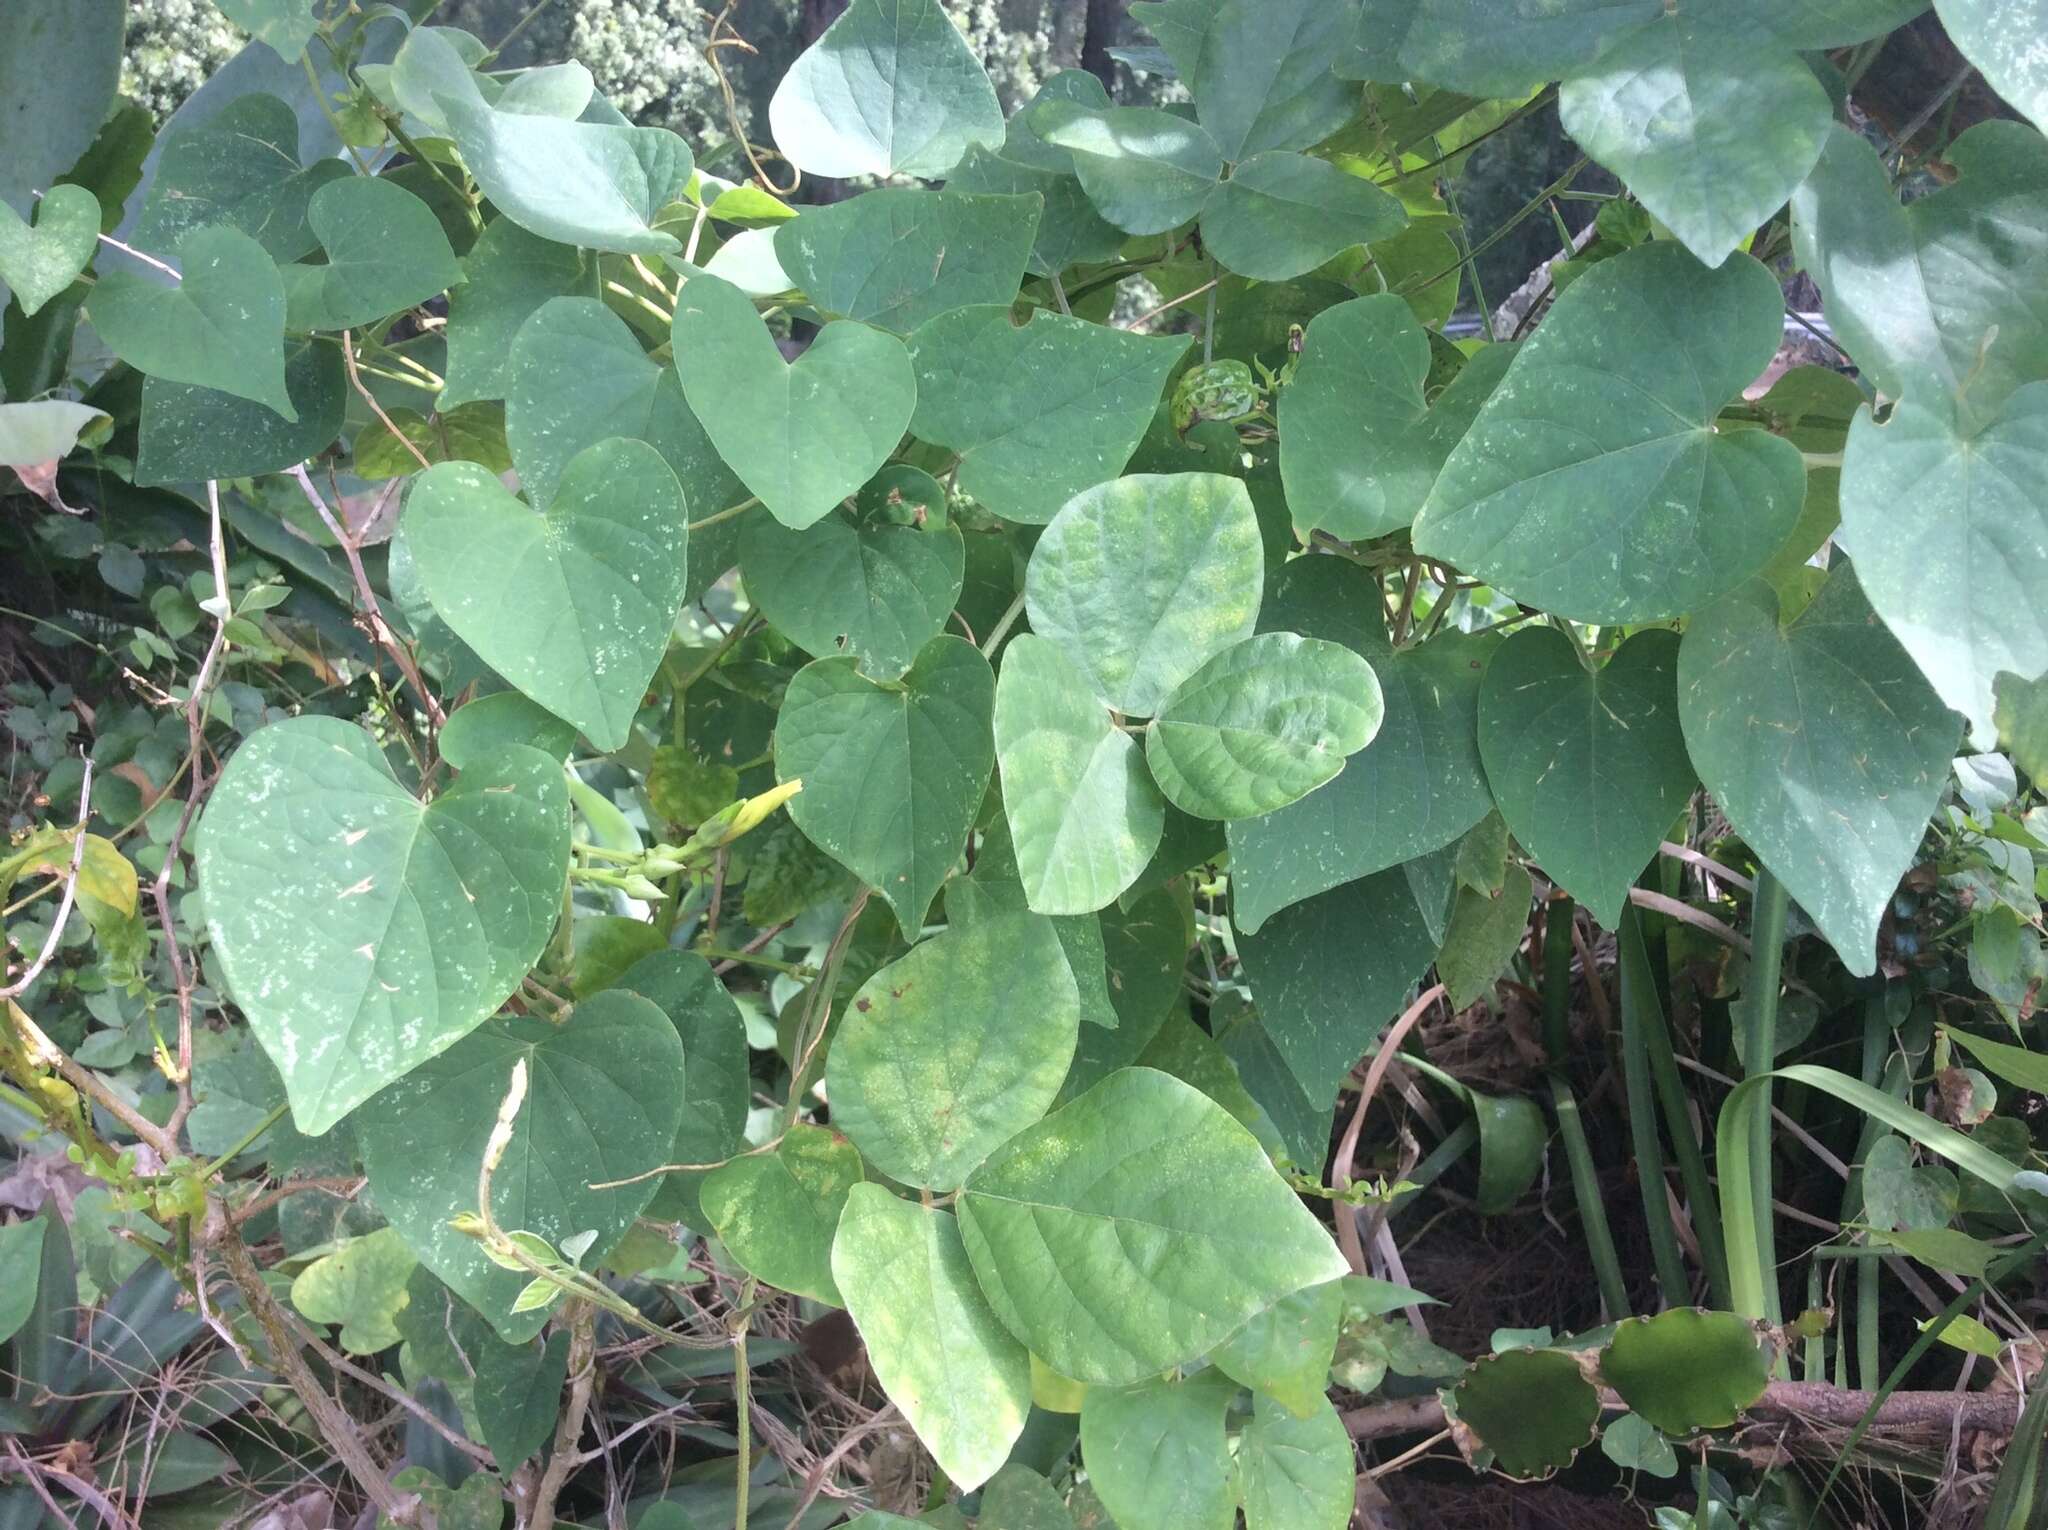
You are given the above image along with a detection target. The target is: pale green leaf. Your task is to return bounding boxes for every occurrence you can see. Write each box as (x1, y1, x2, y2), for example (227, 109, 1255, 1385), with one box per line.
(0, 401, 107, 469)
(1237, 1393, 1355, 1530)
(1678, 566, 1958, 976)
(774, 189, 1040, 334)
(768, 0, 1005, 179)
(1934, 0, 2048, 131)
(356, 992, 685, 1340)
(1025, 473, 1263, 717)
(195, 718, 570, 1134)
(701, 1124, 863, 1306)
(994, 635, 1167, 916)
(831, 1188, 1030, 1489)
(829, 914, 1080, 1190)
(289, 1227, 419, 1355)
(90, 226, 297, 422)
(958, 1067, 1349, 1385)
(1477, 626, 1695, 927)
(1840, 384, 2048, 745)
(908, 306, 1190, 526)
(1414, 242, 1805, 622)
(774, 635, 995, 937)
(1211, 1279, 1344, 1419)
(1079, 1371, 1237, 1530)
(1557, 14, 1832, 265)
(0, 185, 98, 316)
(1146, 633, 1384, 821)
(1227, 558, 1496, 933)
(398, 439, 688, 751)
(1792, 122, 2048, 419)
(672, 272, 917, 531)
(214, 0, 319, 61)
(442, 86, 692, 255)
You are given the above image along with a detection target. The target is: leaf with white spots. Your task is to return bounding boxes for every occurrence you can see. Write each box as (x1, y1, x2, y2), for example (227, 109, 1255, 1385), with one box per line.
(1412, 242, 1806, 623)
(398, 438, 689, 752)
(195, 717, 570, 1135)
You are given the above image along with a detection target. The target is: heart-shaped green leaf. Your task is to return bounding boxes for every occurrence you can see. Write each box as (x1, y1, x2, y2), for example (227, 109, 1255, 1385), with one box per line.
(946, 102, 1124, 279)
(768, 0, 1005, 179)
(1279, 296, 1510, 541)
(740, 508, 964, 679)
(1840, 384, 2048, 750)
(908, 306, 1190, 525)
(134, 94, 347, 263)
(1477, 626, 1695, 927)
(1201, 152, 1406, 282)
(994, 635, 1167, 916)
(1078, 1371, 1237, 1530)
(1413, 242, 1805, 622)
(90, 226, 297, 421)
(1026, 473, 1263, 717)
(1145, 632, 1384, 821)
(774, 635, 995, 937)
(195, 717, 570, 1134)
(0, 185, 98, 316)
(701, 1124, 863, 1305)
(1226, 558, 1496, 933)
(773, 189, 1040, 334)
(215, 0, 319, 61)
(441, 218, 589, 410)
(281, 176, 462, 331)
(440, 81, 692, 255)
(289, 1227, 417, 1355)
(672, 272, 916, 531)
(1236, 868, 1442, 1109)
(136, 337, 345, 486)
(958, 1067, 1348, 1385)
(610, 950, 750, 1226)
(1679, 566, 1959, 976)
(1237, 1393, 1356, 1530)
(474, 1330, 569, 1469)
(1210, 1278, 1345, 1419)
(1794, 122, 2048, 420)
(1034, 104, 1223, 235)
(947, 818, 1119, 1031)
(1558, 13, 1833, 266)
(399, 438, 688, 751)
(828, 913, 1080, 1190)
(832, 1188, 1031, 1490)
(356, 991, 685, 1341)
(1935, 0, 2047, 132)
(1137, 0, 1360, 160)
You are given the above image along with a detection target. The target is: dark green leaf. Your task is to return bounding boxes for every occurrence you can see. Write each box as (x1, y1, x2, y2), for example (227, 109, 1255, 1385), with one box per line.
(775, 190, 1040, 334)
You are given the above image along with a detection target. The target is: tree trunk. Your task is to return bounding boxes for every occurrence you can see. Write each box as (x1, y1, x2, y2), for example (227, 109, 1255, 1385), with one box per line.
(1080, 0, 1124, 93)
